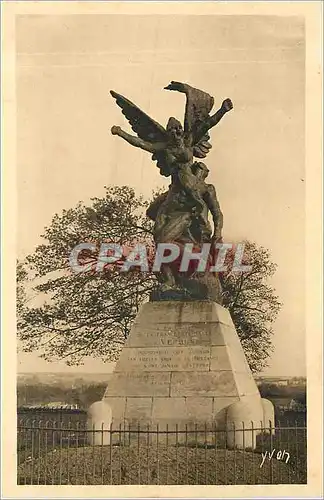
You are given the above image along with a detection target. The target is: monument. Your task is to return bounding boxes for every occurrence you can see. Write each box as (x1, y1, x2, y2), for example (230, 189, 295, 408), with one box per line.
(89, 81, 274, 449)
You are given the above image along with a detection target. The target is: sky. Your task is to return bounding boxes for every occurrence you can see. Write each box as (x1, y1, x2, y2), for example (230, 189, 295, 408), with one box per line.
(16, 14, 305, 376)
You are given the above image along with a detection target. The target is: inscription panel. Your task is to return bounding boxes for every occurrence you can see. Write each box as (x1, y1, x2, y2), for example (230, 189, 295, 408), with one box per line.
(116, 346, 211, 371)
(127, 323, 212, 347)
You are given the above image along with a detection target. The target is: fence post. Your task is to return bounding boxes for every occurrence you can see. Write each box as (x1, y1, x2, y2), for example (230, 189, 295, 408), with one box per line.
(214, 422, 218, 485)
(44, 421, 49, 485)
(251, 421, 256, 483)
(233, 422, 237, 484)
(36, 420, 42, 485)
(136, 422, 140, 484)
(52, 420, 56, 485)
(185, 424, 188, 484)
(157, 423, 160, 485)
(242, 421, 246, 482)
(269, 419, 273, 484)
(295, 419, 300, 483)
(31, 420, 35, 485)
(100, 422, 104, 484)
(109, 422, 113, 485)
(175, 423, 179, 484)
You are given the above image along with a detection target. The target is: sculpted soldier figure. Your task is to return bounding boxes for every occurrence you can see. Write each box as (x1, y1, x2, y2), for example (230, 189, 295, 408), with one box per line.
(146, 162, 224, 298)
(147, 162, 223, 246)
(110, 81, 233, 300)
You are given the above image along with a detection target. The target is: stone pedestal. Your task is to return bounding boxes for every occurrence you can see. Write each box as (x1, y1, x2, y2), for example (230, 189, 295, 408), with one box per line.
(87, 400, 112, 445)
(102, 301, 270, 447)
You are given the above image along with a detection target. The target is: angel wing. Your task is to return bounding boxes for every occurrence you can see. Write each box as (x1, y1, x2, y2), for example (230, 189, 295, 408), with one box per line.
(193, 132, 212, 159)
(164, 82, 213, 159)
(181, 83, 214, 159)
(110, 90, 167, 143)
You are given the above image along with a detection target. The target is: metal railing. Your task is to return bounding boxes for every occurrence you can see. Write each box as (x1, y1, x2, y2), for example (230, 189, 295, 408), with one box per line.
(17, 419, 307, 485)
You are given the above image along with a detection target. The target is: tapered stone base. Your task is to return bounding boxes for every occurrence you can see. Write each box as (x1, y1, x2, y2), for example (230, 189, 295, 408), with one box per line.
(102, 301, 271, 445)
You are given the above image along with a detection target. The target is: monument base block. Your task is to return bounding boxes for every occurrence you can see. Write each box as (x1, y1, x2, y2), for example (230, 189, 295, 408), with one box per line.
(99, 301, 273, 449)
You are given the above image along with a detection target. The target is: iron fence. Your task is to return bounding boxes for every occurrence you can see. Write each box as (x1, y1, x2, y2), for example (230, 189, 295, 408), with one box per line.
(17, 419, 307, 485)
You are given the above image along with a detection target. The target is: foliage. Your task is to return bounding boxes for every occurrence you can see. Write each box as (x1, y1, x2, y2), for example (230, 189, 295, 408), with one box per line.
(220, 243, 281, 372)
(17, 186, 154, 365)
(17, 186, 281, 372)
(258, 383, 306, 402)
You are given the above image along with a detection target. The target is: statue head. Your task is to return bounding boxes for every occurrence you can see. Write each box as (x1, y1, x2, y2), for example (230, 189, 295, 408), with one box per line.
(166, 117, 184, 144)
(193, 161, 209, 180)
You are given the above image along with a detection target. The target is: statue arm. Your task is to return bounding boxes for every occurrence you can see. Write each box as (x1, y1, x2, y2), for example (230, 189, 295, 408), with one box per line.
(205, 185, 223, 240)
(111, 126, 165, 153)
(194, 98, 233, 143)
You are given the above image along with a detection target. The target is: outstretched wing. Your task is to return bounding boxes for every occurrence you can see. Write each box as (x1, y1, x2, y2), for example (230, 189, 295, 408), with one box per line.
(184, 86, 214, 133)
(164, 82, 214, 159)
(110, 90, 167, 143)
(193, 133, 212, 159)
(183, 84, 214, 159)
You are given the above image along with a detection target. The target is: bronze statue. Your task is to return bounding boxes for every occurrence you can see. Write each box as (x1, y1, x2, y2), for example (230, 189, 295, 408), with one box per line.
(110, 82, 233, 301)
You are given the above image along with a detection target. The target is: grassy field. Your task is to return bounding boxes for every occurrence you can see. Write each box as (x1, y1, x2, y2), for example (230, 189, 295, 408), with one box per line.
(17, 441, 306, 485)
(17, 422, 306, 485)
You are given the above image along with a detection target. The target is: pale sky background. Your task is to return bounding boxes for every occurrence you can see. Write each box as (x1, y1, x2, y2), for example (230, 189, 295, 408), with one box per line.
(16, 14, 305, 376)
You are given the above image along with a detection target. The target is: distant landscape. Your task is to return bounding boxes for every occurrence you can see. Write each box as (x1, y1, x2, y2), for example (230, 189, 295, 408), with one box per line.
(18, 371, 113, 389)
(17, 372, 112, 410)
(17, 372, 306, 388)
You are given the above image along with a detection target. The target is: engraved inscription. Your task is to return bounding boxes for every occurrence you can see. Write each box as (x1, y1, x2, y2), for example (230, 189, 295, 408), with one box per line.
(116, 346, 210, 371)
(127, 322, 212, 347)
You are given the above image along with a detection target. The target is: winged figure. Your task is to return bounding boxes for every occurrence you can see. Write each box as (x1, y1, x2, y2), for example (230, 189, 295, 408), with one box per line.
(110, 81, 233, 215)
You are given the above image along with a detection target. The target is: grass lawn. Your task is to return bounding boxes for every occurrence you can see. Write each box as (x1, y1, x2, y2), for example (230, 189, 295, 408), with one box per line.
(18, 440, 306, 485)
